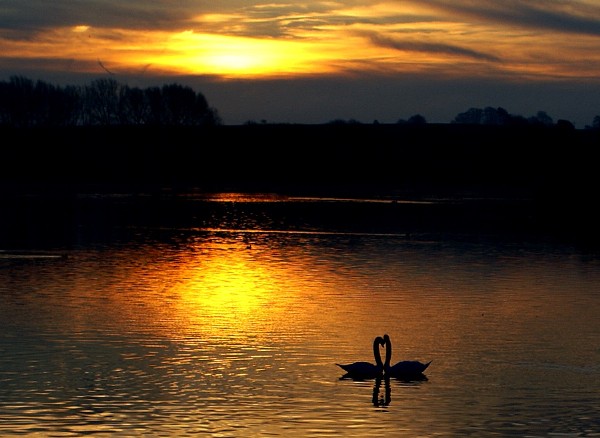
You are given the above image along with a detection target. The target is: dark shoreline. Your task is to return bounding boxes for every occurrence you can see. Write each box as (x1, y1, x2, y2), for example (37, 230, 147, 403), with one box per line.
(1, 123, 597, 192)
(1, 123, 599, 248)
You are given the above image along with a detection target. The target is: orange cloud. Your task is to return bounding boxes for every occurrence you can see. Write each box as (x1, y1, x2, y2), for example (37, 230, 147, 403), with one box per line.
(2, 2, 600, 81)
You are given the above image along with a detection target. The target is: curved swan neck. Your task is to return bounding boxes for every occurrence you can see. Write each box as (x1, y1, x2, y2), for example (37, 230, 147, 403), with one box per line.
(373, 336, 384, 368)
(383, 334, 392, 368)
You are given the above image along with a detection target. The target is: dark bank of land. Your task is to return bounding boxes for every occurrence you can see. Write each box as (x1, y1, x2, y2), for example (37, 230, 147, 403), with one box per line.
(1, 123, 599, 247)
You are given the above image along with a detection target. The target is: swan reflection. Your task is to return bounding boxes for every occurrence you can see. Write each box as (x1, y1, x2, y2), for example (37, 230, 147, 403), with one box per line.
(372, 376, 391, 407)
(372, 373, 428, 407)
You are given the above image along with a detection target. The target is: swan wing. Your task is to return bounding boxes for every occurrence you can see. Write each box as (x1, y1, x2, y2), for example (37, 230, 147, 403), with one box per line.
(336, 361, 381, 379)
(337, 361, 376, 373)
(388, 360, 431, 375)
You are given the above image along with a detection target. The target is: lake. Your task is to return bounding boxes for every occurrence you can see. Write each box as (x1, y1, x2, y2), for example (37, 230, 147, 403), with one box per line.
(1, 192, 599, 436)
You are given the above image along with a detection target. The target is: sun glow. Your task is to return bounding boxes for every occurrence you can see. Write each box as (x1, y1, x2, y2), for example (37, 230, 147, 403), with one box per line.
(153, 31, 341, 77)
(72, 25, 90, 33)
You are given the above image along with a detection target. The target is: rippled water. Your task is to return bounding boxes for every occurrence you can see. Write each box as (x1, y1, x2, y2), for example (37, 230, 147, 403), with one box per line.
(1, 193, 599, 436)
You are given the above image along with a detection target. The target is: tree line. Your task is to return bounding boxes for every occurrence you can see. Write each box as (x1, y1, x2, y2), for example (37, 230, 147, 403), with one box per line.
(2, 75, 600, 128)
(334, 108, 582, 129)
(0, 76, 221, 128)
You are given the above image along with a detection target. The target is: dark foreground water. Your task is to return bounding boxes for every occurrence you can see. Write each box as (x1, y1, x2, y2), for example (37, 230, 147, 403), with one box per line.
(1, 193, 599, 436)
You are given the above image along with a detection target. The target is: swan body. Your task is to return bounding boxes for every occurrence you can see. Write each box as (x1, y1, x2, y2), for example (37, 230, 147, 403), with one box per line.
(337, 336, 385, 379)
(383, 334, 431, 378)
(387, 359, 431, 376)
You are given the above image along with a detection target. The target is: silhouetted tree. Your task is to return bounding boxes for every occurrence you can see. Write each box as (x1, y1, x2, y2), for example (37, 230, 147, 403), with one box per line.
(452, 107, 483, 124)
(161, 83, 195, 125)
(118, 85, 149, 125)
(452, 106, 565, 127)
(0, 76, 221, 127)
(397, 114, 427, 125)
(160, 83, 217, 126)
(84, 78, 121, 125)
(507, 114, 529, 126)
(0, 76, 83, 126)
(144, 86, 164, 125)
(0, 76, 35, 127)
(529, 111, 553, 126)
(327, 118, 362, 125)
(408, 114, 427, 125)
(556, 119, 575, 130)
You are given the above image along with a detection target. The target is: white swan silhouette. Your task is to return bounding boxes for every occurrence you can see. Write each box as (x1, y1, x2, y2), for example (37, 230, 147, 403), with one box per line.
(336, 336, 386, 379)
(383, 334, 431, 378)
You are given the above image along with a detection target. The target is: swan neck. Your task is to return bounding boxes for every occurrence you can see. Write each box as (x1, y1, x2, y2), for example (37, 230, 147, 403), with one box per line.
(373, 337, 384, 368)
(384, 336, 392, 368)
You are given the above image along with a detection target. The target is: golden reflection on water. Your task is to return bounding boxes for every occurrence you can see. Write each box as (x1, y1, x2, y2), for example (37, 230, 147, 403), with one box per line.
(89, 233, 354, 348)
(2, 228, 600, 436)
(169, 239, 293, 341)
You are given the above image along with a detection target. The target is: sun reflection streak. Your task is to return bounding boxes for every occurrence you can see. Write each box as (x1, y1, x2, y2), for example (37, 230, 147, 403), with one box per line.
(162, 237, 312, 344)
(175, 249, 273, 322)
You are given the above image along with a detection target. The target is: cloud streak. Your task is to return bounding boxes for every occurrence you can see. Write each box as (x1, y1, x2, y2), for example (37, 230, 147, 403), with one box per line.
(4, 0, 600, 37)
(422, 0, 600, 36)
(365, 32, 501, 62)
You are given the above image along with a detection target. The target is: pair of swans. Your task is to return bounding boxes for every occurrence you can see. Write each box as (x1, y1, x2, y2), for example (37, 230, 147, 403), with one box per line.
(337, 334, 431, 380)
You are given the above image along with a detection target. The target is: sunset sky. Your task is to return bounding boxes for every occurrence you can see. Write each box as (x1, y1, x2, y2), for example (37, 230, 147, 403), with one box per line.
(2, 1, 600, 126)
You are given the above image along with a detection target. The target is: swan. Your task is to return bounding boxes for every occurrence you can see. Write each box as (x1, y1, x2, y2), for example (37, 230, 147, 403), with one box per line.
(383, 334, 431, 378)
(336, 336, 386, 379)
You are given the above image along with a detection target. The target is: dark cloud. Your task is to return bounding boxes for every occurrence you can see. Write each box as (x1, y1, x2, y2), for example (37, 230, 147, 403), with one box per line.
(5, 1, 600, 37)
(424, 0, 600, 36)
(365, 32, 502, 62)
(0, 1, 336, 34)
(0, 0, 204, 32)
